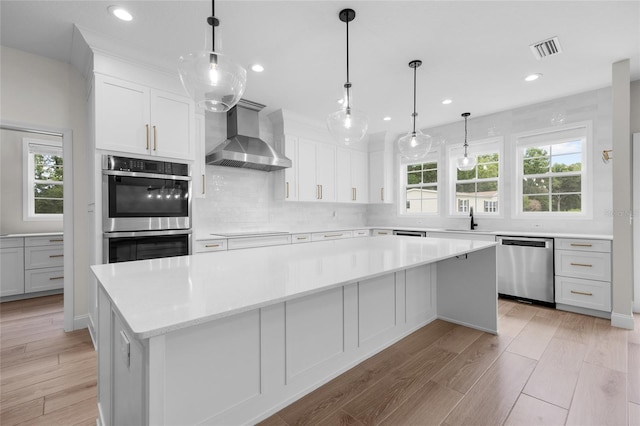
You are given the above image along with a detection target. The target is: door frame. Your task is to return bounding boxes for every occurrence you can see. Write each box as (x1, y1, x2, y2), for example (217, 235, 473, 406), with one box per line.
(1, 120, 74, 331)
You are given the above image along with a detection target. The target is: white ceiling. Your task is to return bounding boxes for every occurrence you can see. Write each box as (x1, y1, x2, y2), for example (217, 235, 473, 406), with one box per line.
(1, 1, 639, 135)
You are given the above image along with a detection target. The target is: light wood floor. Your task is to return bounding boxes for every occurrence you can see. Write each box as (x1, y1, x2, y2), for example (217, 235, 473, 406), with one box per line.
(1, 296, 638, 426)
(0, 294, 96, 425)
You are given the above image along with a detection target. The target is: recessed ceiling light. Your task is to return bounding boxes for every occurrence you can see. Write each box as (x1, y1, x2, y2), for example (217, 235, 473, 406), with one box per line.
(108, 5, 133, 21)
(524, 73, 542, 82)
(383, 116, 391, 121)
(251, 64, 264, 73)
(442, 99, 453, 105)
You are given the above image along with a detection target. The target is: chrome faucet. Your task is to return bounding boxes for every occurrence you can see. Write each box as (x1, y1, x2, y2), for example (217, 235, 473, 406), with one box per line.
(470, 207, 478, 230)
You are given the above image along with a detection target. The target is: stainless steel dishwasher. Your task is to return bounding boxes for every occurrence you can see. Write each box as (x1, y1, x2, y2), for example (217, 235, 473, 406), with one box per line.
(497, 236, 554, 306)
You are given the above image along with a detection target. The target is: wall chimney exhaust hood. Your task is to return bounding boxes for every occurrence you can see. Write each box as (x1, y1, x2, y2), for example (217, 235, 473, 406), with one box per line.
(205, 99, 292, 171)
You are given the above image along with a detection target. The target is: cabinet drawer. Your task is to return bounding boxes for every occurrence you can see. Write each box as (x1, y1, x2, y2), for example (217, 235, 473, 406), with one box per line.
(0, 237, 24, 249)
(25, 235, 64, 247)
(352, 229, 370, 238)
(227, 234, 292, 250)
(25, 246, 64, 269)
(291, 233, 312, 244)
(371, 229, 391, 236)
(25, 267, 64, 293)
(311, 231, 353, 242)
(555, 238, 611, 253)
(195, 239, 228, 253)
(555, 276, 611, 312)
(555, 250, 611, 281)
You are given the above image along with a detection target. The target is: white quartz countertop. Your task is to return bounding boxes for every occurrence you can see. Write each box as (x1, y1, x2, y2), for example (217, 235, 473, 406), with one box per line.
(0, 232, 63, 238)
(91, 236, 496, 340)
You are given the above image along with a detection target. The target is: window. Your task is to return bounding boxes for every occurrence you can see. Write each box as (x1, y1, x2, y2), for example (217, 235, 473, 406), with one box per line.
(449, 138, 501, 216)
(516, 123, 589, 216)
(400, 155, 439, 215)
(23, 139, 63, 219)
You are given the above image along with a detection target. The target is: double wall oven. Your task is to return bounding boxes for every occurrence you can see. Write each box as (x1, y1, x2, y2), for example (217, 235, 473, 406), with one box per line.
(102, 155, 192, 263)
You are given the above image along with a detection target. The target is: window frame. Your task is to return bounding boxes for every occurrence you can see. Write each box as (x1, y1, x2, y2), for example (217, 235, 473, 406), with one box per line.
(514, 121, 591, 219)
(448, 136, 503, 217)
(398, 150, 441, 216)
(23, 138, 64, 221)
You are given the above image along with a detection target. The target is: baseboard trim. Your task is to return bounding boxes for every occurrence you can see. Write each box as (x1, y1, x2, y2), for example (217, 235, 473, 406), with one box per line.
(73, 313, 89, 331)
(611, 312, 635, 330)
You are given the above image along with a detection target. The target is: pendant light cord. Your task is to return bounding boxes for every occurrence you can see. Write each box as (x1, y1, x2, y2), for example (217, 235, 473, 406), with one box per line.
(345, 16, 351, 110)
(412, 65, 417, 134)
(463, 114, 469, 156)
(211, 0, 215, 51)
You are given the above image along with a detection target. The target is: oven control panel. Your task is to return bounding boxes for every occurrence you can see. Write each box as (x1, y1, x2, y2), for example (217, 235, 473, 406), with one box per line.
(103, 155, 189, 177)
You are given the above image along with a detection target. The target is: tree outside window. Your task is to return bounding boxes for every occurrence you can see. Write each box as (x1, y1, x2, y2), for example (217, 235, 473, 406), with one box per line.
(454, 152, 499, 215)
(521, 140, 582, 213)
(403, 161, 438, 214)
(24, 140, 63, 218)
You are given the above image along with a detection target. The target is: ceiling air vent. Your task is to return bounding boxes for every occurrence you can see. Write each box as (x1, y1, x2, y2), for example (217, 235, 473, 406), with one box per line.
(530, 36, 562, 60)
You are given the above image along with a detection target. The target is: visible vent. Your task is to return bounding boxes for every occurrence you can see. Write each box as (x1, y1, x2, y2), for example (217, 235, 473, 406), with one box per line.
(530, 36, 562, 60)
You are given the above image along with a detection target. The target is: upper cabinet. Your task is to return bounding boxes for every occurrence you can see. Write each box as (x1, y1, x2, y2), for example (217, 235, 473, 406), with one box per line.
(94, 74, 195, 161)
(298, 138, 336, 202)
(337, 149, 368, 203)
(368, 132, 395, 204)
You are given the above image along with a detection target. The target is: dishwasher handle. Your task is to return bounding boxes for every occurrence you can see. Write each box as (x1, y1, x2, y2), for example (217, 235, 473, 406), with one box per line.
(497, 237, 553, 249)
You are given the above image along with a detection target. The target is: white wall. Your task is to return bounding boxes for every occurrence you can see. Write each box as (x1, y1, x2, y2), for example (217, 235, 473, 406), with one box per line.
(0, 46, 89, 317)
(367, 87, 616, 236)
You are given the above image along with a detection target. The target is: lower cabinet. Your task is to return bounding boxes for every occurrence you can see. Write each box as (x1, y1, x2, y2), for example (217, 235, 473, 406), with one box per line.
(0, 235, 64, 299)
(554, 238, 611, 315)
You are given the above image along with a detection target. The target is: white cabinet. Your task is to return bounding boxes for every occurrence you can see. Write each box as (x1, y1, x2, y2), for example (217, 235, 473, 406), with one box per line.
(291, 233, 311, 244)
(0, 235, 64, 298)
(194, 239, 228, 253)
(369, 150, 394, 204)
(94, 74, 195, 161)
(1, 238, 25, 297)
(283, 135, 298, 201)
(24, 236, 64, 293)
(337, 149, 368, 203)
(227, 234, 292, 250)
(555, 238, 612, 314)
(298, 138, 336, 202)
(311, 231, 353, 242)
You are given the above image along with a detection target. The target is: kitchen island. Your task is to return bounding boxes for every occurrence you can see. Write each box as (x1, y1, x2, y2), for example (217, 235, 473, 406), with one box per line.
(91, 236, 497, 425)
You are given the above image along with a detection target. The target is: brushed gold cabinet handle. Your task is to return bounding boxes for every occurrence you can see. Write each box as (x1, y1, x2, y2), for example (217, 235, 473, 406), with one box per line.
(378, 232, 388, 235)
(205, 244, 220, 248)
(49, 254, 64, 258)
(320, 184, 323, 200)
(325, 233, 343, 238)
(286, 182, 289, 199)
(571, 290, 593, 296)
(202, 174, 206, 195)
(146, 124, 150, 150)
(153, 125, 157, 151)
(296, 236, 307, 240)
(570, 262, 593, 267)
(316, 185, 320, 200)
(381, 188, 384, 201)
(49, 239, 63, 243)
(49, 276, 64, 281)
(571, 243, 593, 247)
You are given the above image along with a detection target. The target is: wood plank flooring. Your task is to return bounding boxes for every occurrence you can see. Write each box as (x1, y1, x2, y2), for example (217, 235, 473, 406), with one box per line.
(0, 294, 96, 425)
(1, 295, 638, 425)
(261, 298, 640, 426)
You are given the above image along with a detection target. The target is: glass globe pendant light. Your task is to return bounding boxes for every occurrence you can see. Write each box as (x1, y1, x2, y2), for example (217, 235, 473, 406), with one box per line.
(398, 60, 432, 160)
(327, 9, 368, 145)
(456, 112, 477, 171)
(178, 0, 247, 113)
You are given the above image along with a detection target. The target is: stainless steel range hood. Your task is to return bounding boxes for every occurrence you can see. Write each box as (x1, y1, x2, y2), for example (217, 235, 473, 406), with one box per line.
(205, 99, 291, 171)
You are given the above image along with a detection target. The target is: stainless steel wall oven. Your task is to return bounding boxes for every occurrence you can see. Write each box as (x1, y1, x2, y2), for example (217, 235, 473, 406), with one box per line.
(102, 155, 192, 263)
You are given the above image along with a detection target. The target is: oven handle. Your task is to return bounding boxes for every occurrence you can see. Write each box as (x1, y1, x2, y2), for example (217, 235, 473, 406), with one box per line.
(103, 169, 191, 181)
(103, 229, 192, 239)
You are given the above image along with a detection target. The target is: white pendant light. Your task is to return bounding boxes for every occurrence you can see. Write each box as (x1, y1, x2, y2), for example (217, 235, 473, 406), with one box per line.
(178, 0, 247, 113)
(327, 9, 368, 145)
(398, 60, 432, 160)
(456, 112, 477, 171)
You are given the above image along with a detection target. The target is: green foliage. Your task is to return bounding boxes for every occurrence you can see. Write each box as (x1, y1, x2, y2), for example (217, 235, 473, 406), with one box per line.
(32, 153, 64, 215)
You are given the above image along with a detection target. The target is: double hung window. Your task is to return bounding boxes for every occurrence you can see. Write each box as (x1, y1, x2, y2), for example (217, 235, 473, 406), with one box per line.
(400, 153, 439, 215)
(23, 139, 64, 219)
(449, 138, 501, 215)
(516, 123, 589, 216)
